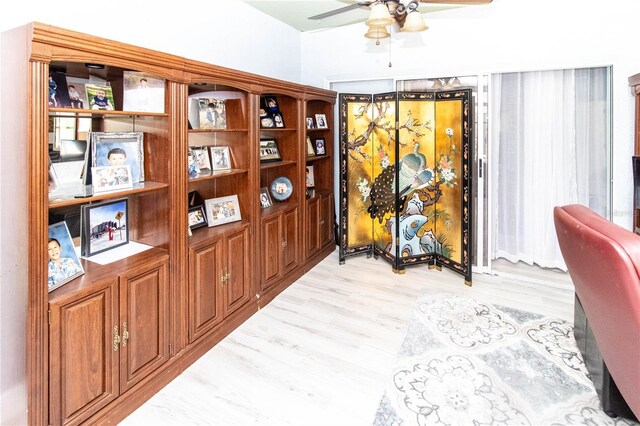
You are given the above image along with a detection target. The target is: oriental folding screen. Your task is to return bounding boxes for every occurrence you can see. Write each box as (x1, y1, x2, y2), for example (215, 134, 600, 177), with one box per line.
(338, 90, 473, 284)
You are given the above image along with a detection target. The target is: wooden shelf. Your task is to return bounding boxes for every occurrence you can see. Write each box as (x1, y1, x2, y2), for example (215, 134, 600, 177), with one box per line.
(49, 107, 168, 118)
(188, 128, 248, 134)
(306, 155, 330, 163)
(306, 127, 331, 132)
(48, 246, 169, 301)
(188, 168, 248, 183)
(260, 200, 297, 216)
(49, 181, 169, 208)
(259, 127, 297, 132)
(260, 160, 297, 170)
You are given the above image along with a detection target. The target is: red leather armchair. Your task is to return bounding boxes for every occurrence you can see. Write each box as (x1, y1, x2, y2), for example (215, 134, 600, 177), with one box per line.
(554, 204, 640, 420)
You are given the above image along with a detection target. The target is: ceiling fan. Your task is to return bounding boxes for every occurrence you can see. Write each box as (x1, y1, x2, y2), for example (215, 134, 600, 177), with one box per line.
(309, 0, 492, 28)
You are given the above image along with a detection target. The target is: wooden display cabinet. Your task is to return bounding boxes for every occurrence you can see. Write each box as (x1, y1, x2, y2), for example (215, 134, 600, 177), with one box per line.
(6, 23, 336, 425)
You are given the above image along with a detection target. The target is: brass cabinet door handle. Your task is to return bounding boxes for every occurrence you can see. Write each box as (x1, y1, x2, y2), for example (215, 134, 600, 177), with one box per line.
(113, 325, 120, 352)
(121, 322, 129, 347)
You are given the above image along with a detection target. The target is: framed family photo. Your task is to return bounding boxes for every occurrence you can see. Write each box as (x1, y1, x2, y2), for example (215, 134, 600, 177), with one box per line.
(48, 221, 84, 292)
(314, 138, 326, 155)
(91, 131, 145, 183)
(209, 146, 232, 171)
(86, 83, 115, 110)
(306, 165, 315, 188)
(315, 113, 328, 129)
(259, 187, 273, 209)
(188, 205, 207, 230)
(306, 117, 315, 129)
(205, 195, 242, 227)
(190, 146, 211, 172)
(81, 198, 129, 257)
(65, 76, 89, 109)
(91, 165, 133, 193)
(260, 139, 281, 162)
(122, 71, 165, 113)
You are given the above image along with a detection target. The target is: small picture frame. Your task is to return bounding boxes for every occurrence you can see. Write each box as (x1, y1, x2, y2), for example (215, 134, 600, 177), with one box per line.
(260, 116, 275, 128)
(91, 165, 133, 193)
(187, 151, 201, 177)
(188, 205, 207, 230)
(306, 165, 315, 188)
(122, 71, 165, 113)
(209, 146, 232, 171)
(205, 195, 242, 227)
(306, 136, 316, 157)
(48, 221, 84, 292)
(314, 138, 326, 155)
(315, 113, 328, 129)
(85, 83, 115, 110)
(65, 76, 89, 109)
(81, 198, 129, 257)
(259, 187, 273, 209)
(197, 98, 227, 130)
(91, 131, 144, 183)
(260, 139, 282, 162)
(306, 117, 315, 129)
(273, 113, 285, 128)
(264, 96, 279, 113)
(49, 71, 71, 108)
(190, 146, 211, 172)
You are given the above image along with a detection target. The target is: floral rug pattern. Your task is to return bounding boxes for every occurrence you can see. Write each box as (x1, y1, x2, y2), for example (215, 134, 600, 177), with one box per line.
(373, 293, 639, 426)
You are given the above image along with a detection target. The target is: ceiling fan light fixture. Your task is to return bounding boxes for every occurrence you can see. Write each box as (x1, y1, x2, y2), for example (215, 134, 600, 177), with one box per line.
(400, 10, 428, 32)
(365, 2, 395, 27)
(364, 24, 391, 44)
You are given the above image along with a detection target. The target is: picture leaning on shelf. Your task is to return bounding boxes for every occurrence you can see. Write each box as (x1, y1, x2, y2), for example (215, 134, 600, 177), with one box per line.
(205, 195, 242, 227)
(122, 71, 165, 113)
(259, 187, 273, 209)
(260, 139, 281, 162)
(315, 113, 328, 129)
(314, 138, 326, 155)
(306, 165, 315, 188)
(91, 165, 133, 193)
(209, 146, 232, 171)
(306, 117, 315, 129)
(80, 198, 129, 257)
(307, 136, 316, 157)
(196, 98, 227, 130)
(85, 83, 115, 110)
(48, 221, 84, 292)
(190, 146, 212, 172)
(188, 205, 208, 230)
(90, 131, 145, 184)
(260, 95, 284, 129)
(65, 76, 90, 109)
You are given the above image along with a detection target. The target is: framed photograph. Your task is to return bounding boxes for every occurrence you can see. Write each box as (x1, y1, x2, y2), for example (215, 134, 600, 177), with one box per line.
(48, 221, 84, 292)
(259, 187, 273, 209)
(260, 116, 275, 128)
(190, 146, 211, 171)
(315, 113, 328, 129)
(306, 117, 315, 129)
(187, 151, 201, 177)
(85, 83, 115, 110)
(264, 96, 279, 113)
(209, 146, 232, 171)
(306, 136, 316, 157)
(204, 195, 242, 227)
(49, 71, 71, 108)
(81, 198, 129, 257)
(91, 165, 133, 193)
(273, 113, 285, 128)
(188, 205, 207, 230)
(306, 165, 315, 188)
(65, 76, 89, 109)
(260, 139, 282, 162)
(91, 131, 144, 183)
(315, 138, 326, 155)
(197, 98, 227, 129)
(122, 71, 165, 113)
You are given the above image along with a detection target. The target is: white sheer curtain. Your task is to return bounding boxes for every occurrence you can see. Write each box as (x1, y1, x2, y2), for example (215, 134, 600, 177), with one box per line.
(490, 68, 609, 270)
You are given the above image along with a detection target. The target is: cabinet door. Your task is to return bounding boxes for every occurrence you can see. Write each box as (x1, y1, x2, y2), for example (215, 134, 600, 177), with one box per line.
(306, 197, 320, 259)
(283, 207, 299, 273)
(119, 258, 169, 393)
(224, 225, 251, 316)
(49, 278, 119, 426)
(261, 214, 282, 289)
(320, 194, 334, 248)
(189, 238, 224, 342)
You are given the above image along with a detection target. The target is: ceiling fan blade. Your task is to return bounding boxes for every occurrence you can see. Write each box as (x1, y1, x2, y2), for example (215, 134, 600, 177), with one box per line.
(419, 0, 492, 4)
(308, 2, 374, 21)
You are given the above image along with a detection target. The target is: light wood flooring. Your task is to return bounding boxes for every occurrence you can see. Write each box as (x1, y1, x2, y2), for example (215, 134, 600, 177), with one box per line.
(121, 248, 575, 425)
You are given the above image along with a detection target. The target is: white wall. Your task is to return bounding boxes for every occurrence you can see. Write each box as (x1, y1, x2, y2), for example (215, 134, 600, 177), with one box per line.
(0, 2, 301, 424)
(301, 0, 640, 227)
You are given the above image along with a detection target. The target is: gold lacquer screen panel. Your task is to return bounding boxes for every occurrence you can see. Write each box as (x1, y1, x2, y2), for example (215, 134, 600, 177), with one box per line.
(339, 94, 374, 259)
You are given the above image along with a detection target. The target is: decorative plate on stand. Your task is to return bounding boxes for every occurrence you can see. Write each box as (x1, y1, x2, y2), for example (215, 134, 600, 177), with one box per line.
(270, 176, 293, 201)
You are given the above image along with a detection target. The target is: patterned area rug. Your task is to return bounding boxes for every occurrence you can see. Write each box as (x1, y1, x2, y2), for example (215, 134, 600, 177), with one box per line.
(373, 292, 639, 426)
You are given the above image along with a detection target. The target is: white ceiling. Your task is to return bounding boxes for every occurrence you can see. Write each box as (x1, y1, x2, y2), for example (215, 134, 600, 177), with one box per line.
(242, 1, 465, 32)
